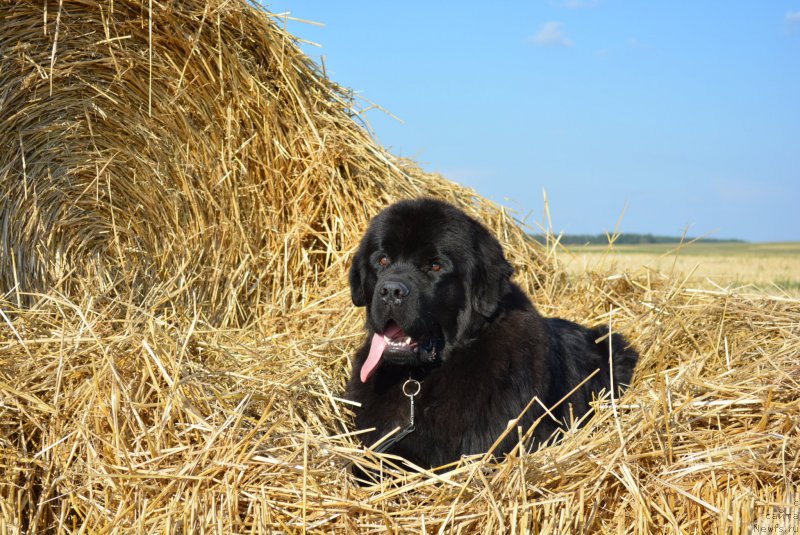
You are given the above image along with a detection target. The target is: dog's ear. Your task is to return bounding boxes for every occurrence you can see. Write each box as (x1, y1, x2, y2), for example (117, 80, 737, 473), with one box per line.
(470, 233, 514, 318)
(349, 252, 366, 307)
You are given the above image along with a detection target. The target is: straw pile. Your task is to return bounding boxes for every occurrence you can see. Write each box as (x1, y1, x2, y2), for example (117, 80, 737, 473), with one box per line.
(1, 1, 798, 533)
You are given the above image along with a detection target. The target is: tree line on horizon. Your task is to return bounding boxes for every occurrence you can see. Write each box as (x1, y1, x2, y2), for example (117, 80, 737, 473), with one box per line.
(530, 233, 746, 246)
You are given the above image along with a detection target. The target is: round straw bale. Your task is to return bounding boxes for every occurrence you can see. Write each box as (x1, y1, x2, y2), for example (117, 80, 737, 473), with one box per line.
(0, 0, 545, 325)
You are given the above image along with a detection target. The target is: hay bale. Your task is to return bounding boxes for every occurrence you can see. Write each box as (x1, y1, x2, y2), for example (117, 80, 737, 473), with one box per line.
(1, 1, 798, 533)
(0, 0, 543, 324)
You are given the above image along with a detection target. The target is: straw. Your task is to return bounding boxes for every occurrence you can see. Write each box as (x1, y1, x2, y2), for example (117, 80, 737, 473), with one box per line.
(1, 1, 798, 533)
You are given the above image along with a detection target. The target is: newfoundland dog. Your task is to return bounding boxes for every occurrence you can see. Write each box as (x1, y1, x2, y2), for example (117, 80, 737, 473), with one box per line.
(346, 198, 637, 469)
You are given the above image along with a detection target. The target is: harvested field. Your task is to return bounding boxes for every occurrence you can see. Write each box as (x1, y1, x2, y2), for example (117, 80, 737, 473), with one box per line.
(560, 241, 800, 296)
(1, 1, 799, 533)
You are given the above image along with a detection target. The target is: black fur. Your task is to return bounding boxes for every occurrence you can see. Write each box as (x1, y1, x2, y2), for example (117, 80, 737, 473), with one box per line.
(346, 198, 638, 469)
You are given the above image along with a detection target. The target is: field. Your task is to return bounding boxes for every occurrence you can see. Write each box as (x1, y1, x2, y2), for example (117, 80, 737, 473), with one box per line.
(558, 241, 800, 295)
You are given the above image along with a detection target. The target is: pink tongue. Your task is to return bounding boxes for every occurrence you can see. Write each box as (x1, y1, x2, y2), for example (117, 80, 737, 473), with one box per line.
(360, 323, 404, 382)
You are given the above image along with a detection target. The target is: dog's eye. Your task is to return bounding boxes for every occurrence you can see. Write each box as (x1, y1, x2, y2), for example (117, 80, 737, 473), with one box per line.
(377, 256, 390, 267)
(430, 261, 442, 272)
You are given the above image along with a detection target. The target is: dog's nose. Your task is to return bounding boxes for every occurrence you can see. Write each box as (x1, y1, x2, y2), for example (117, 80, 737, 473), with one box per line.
(379, 281, 410, 304)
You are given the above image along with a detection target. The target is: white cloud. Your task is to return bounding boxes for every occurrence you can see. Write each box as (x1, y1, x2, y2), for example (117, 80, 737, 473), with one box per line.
(563, 0, 598, 8)
(787, 11, 800, 25)
(627, 37, 650, 50)
(530, 22, 573, 48)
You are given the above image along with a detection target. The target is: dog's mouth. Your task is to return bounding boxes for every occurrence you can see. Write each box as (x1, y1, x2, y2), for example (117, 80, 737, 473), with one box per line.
(360, 321, 440, 382)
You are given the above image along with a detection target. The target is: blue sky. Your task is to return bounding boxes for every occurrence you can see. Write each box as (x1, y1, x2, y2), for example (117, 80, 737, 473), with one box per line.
(267, 2, 800, 242)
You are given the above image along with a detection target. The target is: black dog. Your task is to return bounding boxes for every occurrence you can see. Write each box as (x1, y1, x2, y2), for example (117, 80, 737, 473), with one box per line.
(346, 198, 637, 469)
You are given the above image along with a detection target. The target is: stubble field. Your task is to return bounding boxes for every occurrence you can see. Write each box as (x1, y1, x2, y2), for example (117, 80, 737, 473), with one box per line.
(559, 241, 800, 296)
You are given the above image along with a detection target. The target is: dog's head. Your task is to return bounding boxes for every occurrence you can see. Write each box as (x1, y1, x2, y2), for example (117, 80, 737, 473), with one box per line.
(349, 198, 514, 381)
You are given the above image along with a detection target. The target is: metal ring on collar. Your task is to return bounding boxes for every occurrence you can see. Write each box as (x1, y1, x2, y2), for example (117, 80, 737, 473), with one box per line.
(402, 379, 421, 397)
